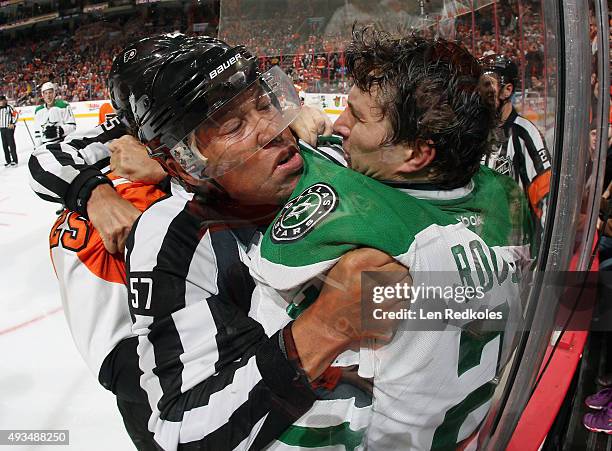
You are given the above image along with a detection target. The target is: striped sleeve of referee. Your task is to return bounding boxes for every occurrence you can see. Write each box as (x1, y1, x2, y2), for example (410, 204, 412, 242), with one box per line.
(28, 117, 127, 209)
(126, 197, 316, 451)
(9, 106, 18, 125)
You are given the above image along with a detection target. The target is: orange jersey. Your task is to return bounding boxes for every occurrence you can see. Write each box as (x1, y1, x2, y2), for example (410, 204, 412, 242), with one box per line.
(98, 102, 116, 125)
(49, 175, 166, 375)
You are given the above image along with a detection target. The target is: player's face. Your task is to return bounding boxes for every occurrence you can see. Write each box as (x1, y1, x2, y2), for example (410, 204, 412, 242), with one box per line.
(333, 85, 403, 178)
(42, 89, 55, 106)
(193, 87, 303, 205)
(589, 128, 598, 153)
(478, 73, 500, 110)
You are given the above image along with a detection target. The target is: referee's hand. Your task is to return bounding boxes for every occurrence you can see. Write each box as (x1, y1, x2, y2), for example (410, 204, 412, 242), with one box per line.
(87, 184, 141, 254)
(109, 135, 166, 184)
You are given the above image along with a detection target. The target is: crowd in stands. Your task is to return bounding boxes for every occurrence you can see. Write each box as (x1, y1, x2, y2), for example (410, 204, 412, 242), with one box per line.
(0, 7, 192, 104)
(0, 0, 558, 105)
(219, 0, 549, 94)
(0, 1, 55, 26)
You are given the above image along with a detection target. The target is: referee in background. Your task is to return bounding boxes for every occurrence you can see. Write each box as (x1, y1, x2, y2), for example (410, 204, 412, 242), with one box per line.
(0, 95, 19, 167)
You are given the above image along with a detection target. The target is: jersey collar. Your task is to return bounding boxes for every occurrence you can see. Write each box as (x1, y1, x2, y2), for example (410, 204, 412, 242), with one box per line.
(383, 180, 475, 201)
(504, 107, 518, 134)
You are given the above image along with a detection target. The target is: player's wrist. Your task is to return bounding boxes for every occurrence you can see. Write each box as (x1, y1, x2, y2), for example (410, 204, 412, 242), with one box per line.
(292, 308, 351, 380)
(80, 176, 114, 218)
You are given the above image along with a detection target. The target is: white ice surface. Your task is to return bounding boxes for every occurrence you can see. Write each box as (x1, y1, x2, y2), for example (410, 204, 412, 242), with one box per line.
(0, 119, 135, 450)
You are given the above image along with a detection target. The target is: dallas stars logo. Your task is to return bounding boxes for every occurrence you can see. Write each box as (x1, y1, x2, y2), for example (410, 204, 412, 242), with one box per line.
(271, 183, 338, 243)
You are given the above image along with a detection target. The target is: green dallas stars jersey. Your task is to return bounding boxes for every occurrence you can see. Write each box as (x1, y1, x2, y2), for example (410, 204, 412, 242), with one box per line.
(247, 142, 532, 451)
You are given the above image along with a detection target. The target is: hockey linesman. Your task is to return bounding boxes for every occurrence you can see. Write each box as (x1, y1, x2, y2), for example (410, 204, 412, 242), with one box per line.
(0, 95, 19, 167)
(478, 55, 552, 227)
(33, 40, 173, 451)
(30, 33, 395, 450)
(34, 82, 76, 148)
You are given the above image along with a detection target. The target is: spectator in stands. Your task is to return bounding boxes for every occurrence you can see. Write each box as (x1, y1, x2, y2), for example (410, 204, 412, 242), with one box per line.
(0, 0, 550, 102)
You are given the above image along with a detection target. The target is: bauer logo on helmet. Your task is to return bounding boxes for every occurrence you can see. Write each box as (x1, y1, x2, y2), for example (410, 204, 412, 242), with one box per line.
(209, 54, 243, 80)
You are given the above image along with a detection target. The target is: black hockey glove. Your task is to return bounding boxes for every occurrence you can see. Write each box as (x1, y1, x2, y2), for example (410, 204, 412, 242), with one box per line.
(43, 125, 59, 139)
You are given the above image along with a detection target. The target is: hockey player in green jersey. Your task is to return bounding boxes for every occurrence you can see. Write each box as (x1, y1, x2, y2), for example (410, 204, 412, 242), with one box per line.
(248, 28, 534, 450)
(34, 82, 76, 147)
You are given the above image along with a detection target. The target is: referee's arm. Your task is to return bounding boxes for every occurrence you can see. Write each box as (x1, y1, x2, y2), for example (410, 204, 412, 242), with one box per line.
(513, 116, 552, 222)
(28, 117, 125, 211)
(9, 106, 18, 126)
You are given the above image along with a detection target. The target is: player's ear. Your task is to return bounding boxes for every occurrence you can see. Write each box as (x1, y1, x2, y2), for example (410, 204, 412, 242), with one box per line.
(500, 83, 514, 100)
(395, 140, 436, 175)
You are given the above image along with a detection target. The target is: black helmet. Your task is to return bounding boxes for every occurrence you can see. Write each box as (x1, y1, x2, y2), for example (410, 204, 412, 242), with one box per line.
(479, 54, 519, 88)
(108, 33, 190, 125)
(112, 33, 301, 189)
(128, 35, 259, 154)
(124, 36, 301, 188)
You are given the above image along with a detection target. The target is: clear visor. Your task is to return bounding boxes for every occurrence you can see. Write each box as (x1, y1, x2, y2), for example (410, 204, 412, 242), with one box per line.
(169, 66, 301, 181)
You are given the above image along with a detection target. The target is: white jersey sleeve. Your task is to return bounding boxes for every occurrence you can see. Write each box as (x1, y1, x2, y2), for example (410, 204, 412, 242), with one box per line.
(33, 106, 45, 148)
(61, 102, 77, 136)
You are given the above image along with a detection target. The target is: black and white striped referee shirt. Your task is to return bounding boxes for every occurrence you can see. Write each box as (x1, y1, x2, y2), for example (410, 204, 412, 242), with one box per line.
(28, 124, 340, 449)
(0, 104, 18, 128)
(483, 107, 551, 222)
(126, 186, 316, 451)
(28, 116, 126, 209)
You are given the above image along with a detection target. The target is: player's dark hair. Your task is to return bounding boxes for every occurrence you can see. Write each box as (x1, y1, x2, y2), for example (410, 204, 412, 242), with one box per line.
(345, 27, 494, 188)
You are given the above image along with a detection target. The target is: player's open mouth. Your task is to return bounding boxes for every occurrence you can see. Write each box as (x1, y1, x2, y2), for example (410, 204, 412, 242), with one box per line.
(275, 146, 303, 174)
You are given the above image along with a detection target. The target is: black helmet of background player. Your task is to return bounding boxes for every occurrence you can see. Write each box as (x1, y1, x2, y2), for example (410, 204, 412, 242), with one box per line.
(120, 34, 301, 192)
(478, 54, 518, 112)
(108, 33, 189, 129)
(479, 54, 519, 88)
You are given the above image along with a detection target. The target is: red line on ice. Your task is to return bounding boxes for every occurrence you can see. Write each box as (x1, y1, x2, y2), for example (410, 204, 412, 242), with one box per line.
(0, 306, 63, 336)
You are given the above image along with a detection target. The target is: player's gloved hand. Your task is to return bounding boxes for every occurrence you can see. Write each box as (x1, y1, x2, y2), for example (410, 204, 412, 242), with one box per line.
(290, 105, 333, 147)
(87, 183, 142, 255)
(43, 125, 59, 139)
(109, 135, 167, 184)
(292, 248, 409, 380)
(57, 126, 64, 138)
